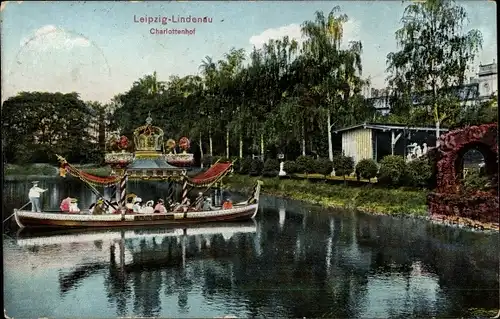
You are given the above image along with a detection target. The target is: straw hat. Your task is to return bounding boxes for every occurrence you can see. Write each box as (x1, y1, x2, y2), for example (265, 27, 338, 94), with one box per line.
(70, 198, 78, 203)
(32, 181, 39, 185)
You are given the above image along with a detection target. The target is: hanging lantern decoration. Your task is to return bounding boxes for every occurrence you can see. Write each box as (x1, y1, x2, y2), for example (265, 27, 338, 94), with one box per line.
(179, 137, 190, 153)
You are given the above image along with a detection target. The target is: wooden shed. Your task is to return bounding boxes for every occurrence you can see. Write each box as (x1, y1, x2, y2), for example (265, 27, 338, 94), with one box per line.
(333, 123, 449, 165)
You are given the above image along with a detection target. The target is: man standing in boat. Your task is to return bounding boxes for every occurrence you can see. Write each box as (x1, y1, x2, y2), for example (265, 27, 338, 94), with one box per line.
(28, 181, 47, 212)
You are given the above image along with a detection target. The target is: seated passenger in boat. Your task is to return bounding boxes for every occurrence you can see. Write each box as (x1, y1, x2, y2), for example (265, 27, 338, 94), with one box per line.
(222, 199, 233, 210)
(202, 197, 212, 211)
(92, 198, 106, 215)
(60, 197, 72, 212)
(133, 197, 143, 214)
(142, 200, 154, 214)
(154, 199, 166, 213)
(69, 198, 81, 214)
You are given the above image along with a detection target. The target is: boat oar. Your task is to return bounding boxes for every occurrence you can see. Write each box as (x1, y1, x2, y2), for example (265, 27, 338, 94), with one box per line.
(3, 201, 31, 223)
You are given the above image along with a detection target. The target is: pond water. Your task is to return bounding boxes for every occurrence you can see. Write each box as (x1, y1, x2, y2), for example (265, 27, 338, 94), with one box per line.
(3, 179, 499, 318)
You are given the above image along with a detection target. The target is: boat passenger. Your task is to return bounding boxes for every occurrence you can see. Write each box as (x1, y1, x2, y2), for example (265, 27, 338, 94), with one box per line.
(125, 196, 135, 210)
(142, 200, 154, 214)
(60, 196, 72, 212)
(133, 197, 143, 214)
(202, 197, 212, 211)
(69, 198, 81, 214)
(154, 199, 166, 213)
(93, 199, 106, 215)
(29, 181, 48, 213)
(222, 199, 233, 210)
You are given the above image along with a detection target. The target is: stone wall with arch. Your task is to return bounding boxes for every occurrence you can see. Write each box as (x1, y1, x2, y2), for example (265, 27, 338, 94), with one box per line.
(428, 123, 498, 223)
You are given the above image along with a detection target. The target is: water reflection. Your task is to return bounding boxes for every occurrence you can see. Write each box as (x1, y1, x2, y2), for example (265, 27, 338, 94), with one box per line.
(3, 193, 499, 318)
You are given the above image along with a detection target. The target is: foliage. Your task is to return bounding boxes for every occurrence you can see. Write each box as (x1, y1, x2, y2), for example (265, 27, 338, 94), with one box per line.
(405, 158, 432, 188)
(239, 157, 253, 175)
(462, 170, 491, 192)
(295, 155, 316, 174)
(332, 154, 354, 178)
(378, 155, 407, 187)
(4, 164, 56, 176)
(2, 92, 108, 164)
(283, 160, 299, 174)
(249, 159, 264, 176)
(386, 0, 483, 130)
(355, 159, 378, 181)
(263, 158, 280, 172)
(314, 158, 334, 176)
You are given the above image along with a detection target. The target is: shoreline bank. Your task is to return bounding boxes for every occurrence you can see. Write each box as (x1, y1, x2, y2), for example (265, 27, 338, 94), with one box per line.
(223, 174, 499, 232)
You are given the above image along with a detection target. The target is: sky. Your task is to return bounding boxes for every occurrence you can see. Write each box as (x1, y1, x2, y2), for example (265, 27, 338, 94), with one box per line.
(1, 1, 497, 103)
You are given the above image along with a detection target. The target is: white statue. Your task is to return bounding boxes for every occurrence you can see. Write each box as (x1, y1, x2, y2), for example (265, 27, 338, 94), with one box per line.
(278, 161, 286, 176)
(422, 143, 428, 155)
(412, 143, 418, 155)
(416, 145, 422, 157)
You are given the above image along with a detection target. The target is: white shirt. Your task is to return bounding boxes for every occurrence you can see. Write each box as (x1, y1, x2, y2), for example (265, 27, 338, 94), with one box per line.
(142, 206, 154, 214)
(28, 186, 46, 198)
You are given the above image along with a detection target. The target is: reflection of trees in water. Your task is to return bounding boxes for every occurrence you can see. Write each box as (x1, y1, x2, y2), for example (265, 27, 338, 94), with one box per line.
(54, 208, 497, 318)
(104, 244, 132, 317)
(355, 214, 499, 315)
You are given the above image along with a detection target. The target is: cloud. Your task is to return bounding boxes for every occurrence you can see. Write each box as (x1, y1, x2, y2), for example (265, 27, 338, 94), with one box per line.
(249, 19, 362, 50)
(20, 25, 91, 51)
(249, 23, 306, 50)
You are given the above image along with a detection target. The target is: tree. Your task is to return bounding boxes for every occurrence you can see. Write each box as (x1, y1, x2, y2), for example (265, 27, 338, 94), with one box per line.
(386, 0, 483, 145)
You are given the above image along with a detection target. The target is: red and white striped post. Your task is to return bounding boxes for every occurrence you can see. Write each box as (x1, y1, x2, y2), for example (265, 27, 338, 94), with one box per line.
(120, 174, 128, 216)
(180, 171, 188, 206)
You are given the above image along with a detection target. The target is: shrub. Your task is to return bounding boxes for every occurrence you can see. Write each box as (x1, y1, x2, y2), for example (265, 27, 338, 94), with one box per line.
(378, 155, 407, 187)
(295, 155, 316, 174)
(405, 158, 432, 188)
(231, 157, 241, 172)
(314, 158, 334, 176)
(463, 169, 491, 192)
(239, 157, 253, 175)
(202, 155, 222, 167)
(249, 159, 264, 176)
(355, 159, 378, 181)
(333, 154, 354, 179)
(263, 158, 280, 172)
(262, 158, 279, 177)
(284, 161, 298, 174)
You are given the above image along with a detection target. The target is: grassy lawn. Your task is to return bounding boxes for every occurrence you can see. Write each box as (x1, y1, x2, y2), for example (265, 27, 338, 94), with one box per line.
(224, 174, 427, 217)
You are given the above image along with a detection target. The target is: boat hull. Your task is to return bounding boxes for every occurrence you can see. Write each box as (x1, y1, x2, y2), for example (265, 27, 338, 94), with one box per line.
(14, 204, 259, 229)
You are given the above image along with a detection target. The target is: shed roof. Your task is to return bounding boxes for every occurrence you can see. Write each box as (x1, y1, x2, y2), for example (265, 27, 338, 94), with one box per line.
(127, 159, 183, 170)
(333, 122, 449, 134)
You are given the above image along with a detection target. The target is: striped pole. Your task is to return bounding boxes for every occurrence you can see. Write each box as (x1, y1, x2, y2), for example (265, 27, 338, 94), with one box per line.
(247, 182, 258, 204)
(120, 174, 128, 211)
(180, 172, 188, 206)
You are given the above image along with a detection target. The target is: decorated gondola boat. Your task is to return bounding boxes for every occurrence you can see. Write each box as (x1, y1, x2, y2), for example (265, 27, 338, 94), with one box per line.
(14, 113, 262, 229)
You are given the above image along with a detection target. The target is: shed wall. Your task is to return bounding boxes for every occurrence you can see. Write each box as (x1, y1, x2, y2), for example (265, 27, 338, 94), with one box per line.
(341, 128, 373, 165)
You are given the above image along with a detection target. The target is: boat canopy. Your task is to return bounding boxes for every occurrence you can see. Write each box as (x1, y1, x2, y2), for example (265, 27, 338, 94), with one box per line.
(58, 155, 233, 187)
(186, 162, 233, 187)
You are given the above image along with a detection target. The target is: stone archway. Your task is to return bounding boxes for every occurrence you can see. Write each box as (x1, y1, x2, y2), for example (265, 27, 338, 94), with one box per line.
(428, 123, 498, 223)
